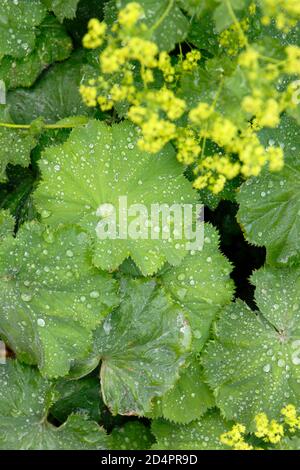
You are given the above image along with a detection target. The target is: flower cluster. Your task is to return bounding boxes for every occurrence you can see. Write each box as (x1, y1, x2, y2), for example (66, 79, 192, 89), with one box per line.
(80, 1, 299, 194)
(220, 404, 300, 450)
(255, 413, 284, 444)
(220, 424, 254, 450)
(260, 0, 300, 31)
(281, 404, 300, 432)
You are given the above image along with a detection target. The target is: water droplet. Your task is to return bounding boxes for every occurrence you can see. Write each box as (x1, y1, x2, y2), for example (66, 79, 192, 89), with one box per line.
(66, 250, 74, 258)
(21, 293, 32, 302)
(41, 210, 51, 219)
(37, 318, 45, 327)
(90, 291, 100, 299)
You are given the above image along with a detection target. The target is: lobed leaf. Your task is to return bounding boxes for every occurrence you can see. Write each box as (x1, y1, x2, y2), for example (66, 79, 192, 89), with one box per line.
(95, 278, 191, 415)
(0, 0, 46, 60)
(42, 0, 80, 22)
(160, 223, 234, 352)
(237, 115, 300, 267)
(0, 360, 107, 450)
(0, 15, 73, 90)
(151, 409, 231, 450)
(0, 222, 119, 377)
(34, 119, 199, 276)
(203, 266, 300, 424)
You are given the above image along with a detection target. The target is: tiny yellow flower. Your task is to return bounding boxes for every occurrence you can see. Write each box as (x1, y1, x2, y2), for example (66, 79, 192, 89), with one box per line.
(189, 102, 213, 123)
(118, 2, 144, 29)
(79, 85, 97, 107)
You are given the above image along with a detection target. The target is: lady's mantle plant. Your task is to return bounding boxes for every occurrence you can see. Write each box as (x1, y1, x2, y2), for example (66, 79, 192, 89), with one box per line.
(0, 0, 299, 451)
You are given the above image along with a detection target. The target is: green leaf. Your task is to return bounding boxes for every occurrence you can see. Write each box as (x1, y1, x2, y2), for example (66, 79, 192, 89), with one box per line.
(160, 224, 234, 351)
(177, 0, 213, 18)
(237, 115, 300, 267)
(151, 410, 231, 450)
(64, 0, 106, 46)
(0, 125, 38, 183)
(0, 0, 46, 60)
(34, 119, 199, 276)
(279, 436, 300, 450)
(42, 0, 80, 22)
(51, 375, 103, 422)
(0, 15, 73, 90)
(7, 51, 96, 124)
(94, 278, 191, 415)
(0, 360, 108, 450)
(0, 209, 15, 241)
(213, 0, 248, 33)
(115, 0, 190, 51)
(203, 266, 300, 425)
(109, 421, 155, 450)
(187, 3, 220, 55)
(152, 357, 215, 424)
(0, 222, 119, 377)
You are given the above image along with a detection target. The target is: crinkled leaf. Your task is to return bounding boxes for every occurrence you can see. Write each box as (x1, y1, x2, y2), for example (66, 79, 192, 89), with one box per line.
(51, 375, 103, 422)
(7, 51, 95, 124)
(151, 410, 231, 450)
(94, 278, 191, 415)
(0, 360, 107, 450)
(237, 115, 300, 267)
(151, 357, 215, 424)
(34, 120, 199, 276)
(42, 0, 80, 22)
(0, 0, 46, 60)
(114, 0, 190, 51)
(0, 15, 73, 90)
(109, 421, 155, 450)
(160, 224, 234, 351)
(203, 266, 300, 425)
(0, 222, 119, 377)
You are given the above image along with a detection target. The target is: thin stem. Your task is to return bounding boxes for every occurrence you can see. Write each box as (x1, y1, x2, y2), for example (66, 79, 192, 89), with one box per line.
(149, 0, 174, 33)
(212, 77, 225, 110)
(225, 0, 249, 47)
(0, 122, 84, 130)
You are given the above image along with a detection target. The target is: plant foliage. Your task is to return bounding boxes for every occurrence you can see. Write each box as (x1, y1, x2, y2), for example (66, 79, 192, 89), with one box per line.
(0, 0, 299, 451)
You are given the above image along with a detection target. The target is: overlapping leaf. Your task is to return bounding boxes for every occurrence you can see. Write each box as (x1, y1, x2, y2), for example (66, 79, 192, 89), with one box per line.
(0, 106, 38, 182)
(51, 375, 103, 423)
(237, 115, 300, 267)
(94, 278, 191, 415)
(160, 224, 234, 351)
(0, 221, 119, 377)
(42, 0, 80, 22)
(149, 357, 214, 424)
(109, 421, 155, 450)
(111, 0, 190, 51)
(0, 0, 46, 60)
(151, 410, 231, 450)
(0, 360, 107, 450)
(203, 266, 300, 424)
(7, 51, 96, 124)
(0, 16, 73, 90)
(34, 120, 199, 275)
